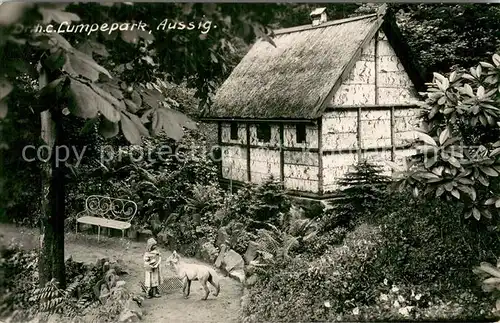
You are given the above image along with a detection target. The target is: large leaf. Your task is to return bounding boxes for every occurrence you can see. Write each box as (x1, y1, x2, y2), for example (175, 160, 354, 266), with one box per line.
(65, 50, 112, 81)
(0, 78, 13, 101)
(493, 54, 500, 67)
(64, 53, 98, 81)
(131, 90, 142, 107)
(484, 197, 497, 205)
(99, 118, 119, 138)
(68, 79, 99, 119)
(95, 94, 120, 123)
(44, 48, 66, 71)
(70, 79, 120, 122)
(448, 156, 461, 168)
(164, 107, 197, 130)
(120, 112, 142, 145)
(478, 262, 500, 278)
(125, 99, 139, 113)
(480, 166, 498, 177)
(472, 208, 481, 220)
(101, 83, 123, 100)
(157, 107, 198, 141)
(48, 33, 73, 51)
(415, 131, 437, 146)
(439, 128, 450, 145)
(490, 147, 500, 158)
(0, 3, 31, 26)
(39, 7, 80, 24)
(123, 111, 149, 137)
(90, 83, 122, 108)
(121, 30, 140, 44)
(0, 100, 7, 119)
(141, 89, 163, 109)
(77, 40, 109, 57)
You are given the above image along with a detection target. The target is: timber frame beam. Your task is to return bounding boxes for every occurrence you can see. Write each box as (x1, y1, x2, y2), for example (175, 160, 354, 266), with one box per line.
(200, 118, 317, 124)
(218, 141, 413, 154)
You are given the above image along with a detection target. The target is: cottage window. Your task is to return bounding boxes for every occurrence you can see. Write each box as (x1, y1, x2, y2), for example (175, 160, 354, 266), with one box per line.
(257, 124, 271, 142)
(296, 124, 306, 143)
(230, 122, 238, 140)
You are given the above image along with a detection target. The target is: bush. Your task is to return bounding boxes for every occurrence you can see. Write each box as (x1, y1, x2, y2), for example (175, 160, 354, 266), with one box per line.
(339, 282, 494, 321)
(65, 129, 219, 231)
(320, 161, 390, 232)
(227, 178, 291, 230)
(0, 244, 113, 322)
(374, 193, 500, 292)
(162, 182, 226, 256)
(243, 224, 385, 322)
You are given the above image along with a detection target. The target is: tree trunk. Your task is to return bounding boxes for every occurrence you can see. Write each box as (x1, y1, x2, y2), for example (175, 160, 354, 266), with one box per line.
(39, 111, 66, 288)
(38, 161, 52, 287)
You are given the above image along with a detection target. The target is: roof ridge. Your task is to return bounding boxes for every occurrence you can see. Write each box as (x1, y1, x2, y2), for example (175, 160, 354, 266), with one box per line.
(273, 13, 378, 36)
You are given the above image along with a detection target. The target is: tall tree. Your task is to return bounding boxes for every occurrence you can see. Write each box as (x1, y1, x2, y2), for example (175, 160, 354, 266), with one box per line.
(0, 2, 283, 287)
(393, 3, 500, 78)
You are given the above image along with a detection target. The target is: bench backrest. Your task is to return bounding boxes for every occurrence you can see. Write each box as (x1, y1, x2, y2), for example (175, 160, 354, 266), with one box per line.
(84, 195, 137, 222)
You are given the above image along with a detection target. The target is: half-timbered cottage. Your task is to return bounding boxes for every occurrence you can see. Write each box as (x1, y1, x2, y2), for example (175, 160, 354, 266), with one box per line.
(201, 6, 425, 199)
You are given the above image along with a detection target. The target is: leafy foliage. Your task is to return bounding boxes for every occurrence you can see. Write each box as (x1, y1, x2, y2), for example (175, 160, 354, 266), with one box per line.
(374, 194, 500, 290)
(0, 77, 42, 226)
(394, 53, 500, 221)
(227, 178, 291, 230)
(66, 129, 219, 226)
(393, 4, 500, 76)
(0, 245, 100, 321)
(474, 260, 500, 318)
(339, 282, 493, 321)
(243, 224, 385, 322)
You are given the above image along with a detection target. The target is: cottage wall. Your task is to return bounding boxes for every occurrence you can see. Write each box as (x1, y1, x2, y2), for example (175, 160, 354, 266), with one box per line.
(322, 30, 421, 193)
(220, 123, 248, 182)
(331, 32, 419, 106)
(219, 122, 320, 193)
(248, 124, 281, 184)
(282, 124, 319, 193)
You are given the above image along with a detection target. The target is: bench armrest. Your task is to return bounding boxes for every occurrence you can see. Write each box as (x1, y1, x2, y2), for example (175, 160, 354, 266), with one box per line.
(76, 209, 89, 218)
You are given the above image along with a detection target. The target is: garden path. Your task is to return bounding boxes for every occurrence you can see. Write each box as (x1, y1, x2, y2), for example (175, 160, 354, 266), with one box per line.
(0, 224, 243, 323)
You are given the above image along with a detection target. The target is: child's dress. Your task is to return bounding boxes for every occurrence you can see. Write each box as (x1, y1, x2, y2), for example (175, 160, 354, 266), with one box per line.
(143, 238, 162, 296)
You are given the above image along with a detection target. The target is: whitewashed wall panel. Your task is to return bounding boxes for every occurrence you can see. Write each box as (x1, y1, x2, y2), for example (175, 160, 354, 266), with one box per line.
(221, 146, 247, 182)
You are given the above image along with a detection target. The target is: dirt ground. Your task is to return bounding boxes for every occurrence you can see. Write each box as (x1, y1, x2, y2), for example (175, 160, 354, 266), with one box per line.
(0, 224, 243, 323)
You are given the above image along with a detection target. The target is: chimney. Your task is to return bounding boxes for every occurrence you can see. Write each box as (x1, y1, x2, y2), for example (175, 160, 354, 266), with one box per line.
(310, 7, 327, 26)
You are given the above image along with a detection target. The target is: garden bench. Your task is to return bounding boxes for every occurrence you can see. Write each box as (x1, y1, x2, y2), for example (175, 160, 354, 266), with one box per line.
(76, 195, 137, 241)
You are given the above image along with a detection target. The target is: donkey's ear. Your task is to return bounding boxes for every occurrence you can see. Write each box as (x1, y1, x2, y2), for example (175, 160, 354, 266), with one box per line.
(172, 251, 177, 257)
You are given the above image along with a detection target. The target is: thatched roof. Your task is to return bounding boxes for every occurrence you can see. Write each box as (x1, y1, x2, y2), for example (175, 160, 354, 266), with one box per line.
(208, 13, 384, 120)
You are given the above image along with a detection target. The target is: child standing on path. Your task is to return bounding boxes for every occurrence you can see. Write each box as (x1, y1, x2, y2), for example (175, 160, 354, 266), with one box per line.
(144, 238, 162, 298)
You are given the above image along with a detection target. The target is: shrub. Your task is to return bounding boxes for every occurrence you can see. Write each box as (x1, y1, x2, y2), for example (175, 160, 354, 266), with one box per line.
(65, 129, 219, 231)
(374, 194, 500, 292)
(474, 259, 500, 319)
(163, 182, 226, 255)
(339, 282, 494, 321)
(321, 161, 390, 232)
(227, 178, 291, 230)
(243, 224, 385, 322)
(0, 245, 110, 322)
(302, 225, 349, 256)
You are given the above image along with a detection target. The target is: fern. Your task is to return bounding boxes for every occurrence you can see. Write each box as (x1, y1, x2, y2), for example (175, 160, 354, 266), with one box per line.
(26, 278, 99, 318)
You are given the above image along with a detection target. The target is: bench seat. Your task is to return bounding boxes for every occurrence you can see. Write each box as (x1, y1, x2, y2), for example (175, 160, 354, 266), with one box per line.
(77, 216, 131, 230)
(76, 195, 137, 241)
